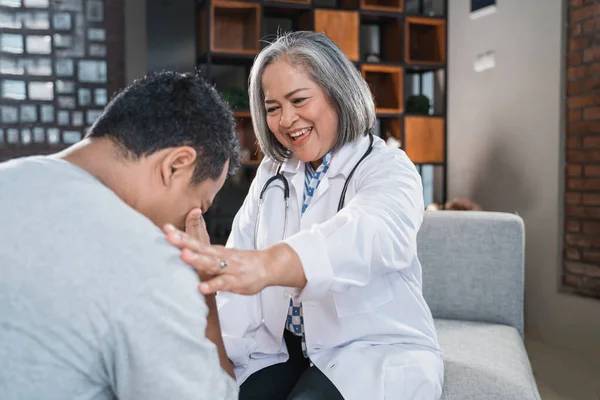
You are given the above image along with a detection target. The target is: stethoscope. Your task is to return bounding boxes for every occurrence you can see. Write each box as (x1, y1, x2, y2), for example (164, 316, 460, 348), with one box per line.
(254, 133, 375, 249)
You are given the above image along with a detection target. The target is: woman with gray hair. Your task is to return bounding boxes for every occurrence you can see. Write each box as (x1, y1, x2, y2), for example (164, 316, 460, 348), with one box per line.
(165, 31, 443, 399)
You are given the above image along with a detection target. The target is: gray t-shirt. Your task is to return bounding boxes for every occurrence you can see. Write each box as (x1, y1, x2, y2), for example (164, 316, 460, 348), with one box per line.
(0, 156, 237, 400)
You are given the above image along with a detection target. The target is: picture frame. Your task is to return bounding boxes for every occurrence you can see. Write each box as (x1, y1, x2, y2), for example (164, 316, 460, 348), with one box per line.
(471, 0, 496, 19)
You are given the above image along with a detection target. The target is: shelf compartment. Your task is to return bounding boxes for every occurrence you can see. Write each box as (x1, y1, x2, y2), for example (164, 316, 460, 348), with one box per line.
(360, 14, 402, 63)
(405, 0, 445, 16)
(314, 9, 360, 62)
(405, 68, 445, 115)
(263, 2, 312, 40)
(208, 1, 260, 55)
(200, 64, 251, 111)
(424, 0, 445, 17)
(362, 64, 404, 114)
(405, 16, 445, 65)
(373, 118, 402, 147)
(236, 115, 262, 165)
(361, 0, 403, 13)
(404, 115, 444, 163)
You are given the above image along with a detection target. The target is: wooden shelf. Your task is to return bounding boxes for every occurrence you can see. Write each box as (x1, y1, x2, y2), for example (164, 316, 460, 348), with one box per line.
(235, 115, 262, 165)
(265, 0, 310, 4)
(362, 64, 404, 114)
(404, 63, 445, 72)
(314, 10, 360, 62)
(208, 1, 260, 55)
(405, 16, 445, 65)
(404, 115, 444, 163)
(361, 0, 403, 13)
(339, 0, 360, 9)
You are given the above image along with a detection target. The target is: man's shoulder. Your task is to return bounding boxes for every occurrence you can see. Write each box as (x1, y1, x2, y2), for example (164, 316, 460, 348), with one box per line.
(0, 155, 188, 284)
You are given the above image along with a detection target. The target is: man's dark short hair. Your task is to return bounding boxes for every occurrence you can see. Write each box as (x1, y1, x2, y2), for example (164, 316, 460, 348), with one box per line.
(87, 71, 240, 183)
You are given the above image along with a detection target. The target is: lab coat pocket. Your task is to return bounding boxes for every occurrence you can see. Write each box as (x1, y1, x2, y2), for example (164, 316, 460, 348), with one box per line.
(333, 274, 393, 318)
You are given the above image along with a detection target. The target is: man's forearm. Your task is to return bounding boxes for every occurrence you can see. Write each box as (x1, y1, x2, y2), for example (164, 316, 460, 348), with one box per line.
(204, 294, 235, 378)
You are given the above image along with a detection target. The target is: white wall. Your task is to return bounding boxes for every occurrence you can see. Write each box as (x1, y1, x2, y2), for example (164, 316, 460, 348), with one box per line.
(448, 0, 600, 363)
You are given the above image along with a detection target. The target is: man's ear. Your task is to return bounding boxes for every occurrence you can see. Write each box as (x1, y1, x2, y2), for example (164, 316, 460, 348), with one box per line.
(160, 146, 197, 187)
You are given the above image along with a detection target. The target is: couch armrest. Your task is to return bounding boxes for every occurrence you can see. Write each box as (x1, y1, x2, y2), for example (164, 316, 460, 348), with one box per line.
(417, 211, 525, 337)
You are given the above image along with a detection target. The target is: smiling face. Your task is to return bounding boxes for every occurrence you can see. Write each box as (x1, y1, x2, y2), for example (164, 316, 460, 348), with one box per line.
(261, 58, 339, 167)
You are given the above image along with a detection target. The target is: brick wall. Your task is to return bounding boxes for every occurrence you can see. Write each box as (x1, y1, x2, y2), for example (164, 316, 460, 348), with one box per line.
(564, 0, 600, 299)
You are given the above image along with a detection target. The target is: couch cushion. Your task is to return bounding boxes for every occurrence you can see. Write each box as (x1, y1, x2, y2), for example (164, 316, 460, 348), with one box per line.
(419, 212, 525, 336)
(435, 319, 541, 400)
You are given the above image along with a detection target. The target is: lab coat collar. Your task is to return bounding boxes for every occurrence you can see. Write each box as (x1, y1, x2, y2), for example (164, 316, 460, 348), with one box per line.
(278, 133, 372, 178)
(328, 133, 372, 178)
(278, 154, 302, 175)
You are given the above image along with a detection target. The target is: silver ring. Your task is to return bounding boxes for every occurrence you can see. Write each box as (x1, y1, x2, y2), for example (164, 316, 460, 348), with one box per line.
(219, 259, 228, 270)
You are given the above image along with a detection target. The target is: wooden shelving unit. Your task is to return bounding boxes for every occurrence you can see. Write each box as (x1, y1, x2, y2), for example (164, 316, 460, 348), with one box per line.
(195, 0, 448, 243)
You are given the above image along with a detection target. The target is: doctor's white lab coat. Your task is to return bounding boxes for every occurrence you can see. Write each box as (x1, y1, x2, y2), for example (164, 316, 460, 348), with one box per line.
(218, 133, 444, 400)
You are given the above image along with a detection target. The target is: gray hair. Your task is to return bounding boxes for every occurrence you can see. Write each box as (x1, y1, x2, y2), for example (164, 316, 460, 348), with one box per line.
(248, 31, 376, 163)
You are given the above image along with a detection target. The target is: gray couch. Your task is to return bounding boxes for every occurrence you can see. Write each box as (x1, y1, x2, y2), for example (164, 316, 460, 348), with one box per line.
(417, 211, 541, 400)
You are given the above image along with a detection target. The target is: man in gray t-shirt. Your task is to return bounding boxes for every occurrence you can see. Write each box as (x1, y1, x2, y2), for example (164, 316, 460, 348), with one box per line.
(0, 72, 240, 399)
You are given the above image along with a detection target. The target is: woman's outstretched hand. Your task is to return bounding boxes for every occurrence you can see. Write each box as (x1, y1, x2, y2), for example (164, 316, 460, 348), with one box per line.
(163, 222, 269, 295)
(162, 222, 307, 295)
